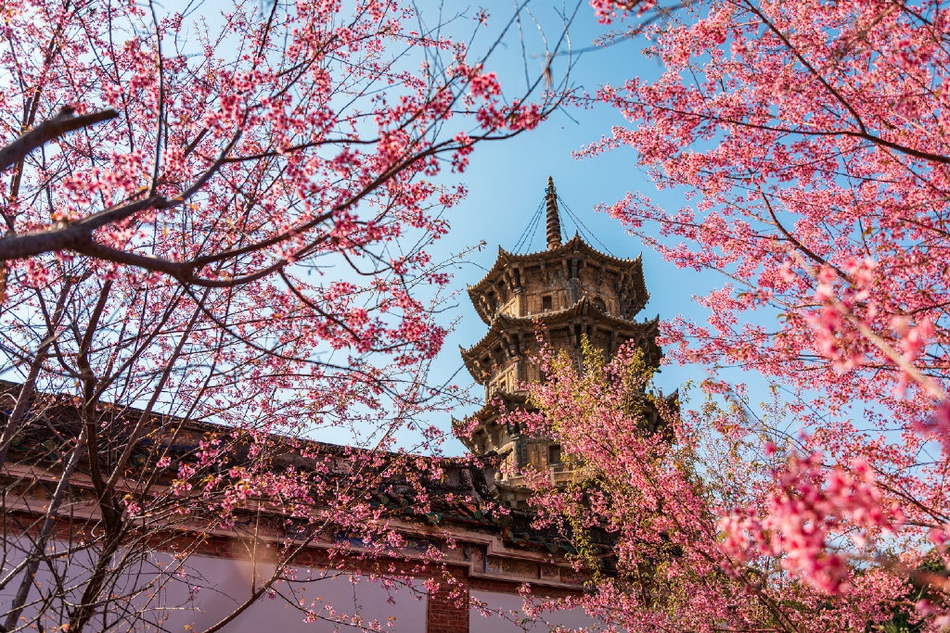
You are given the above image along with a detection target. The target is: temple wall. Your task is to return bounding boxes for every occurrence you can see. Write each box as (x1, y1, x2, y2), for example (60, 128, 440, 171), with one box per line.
(0, 534, 589, 632)
(0, 541, 426, 632)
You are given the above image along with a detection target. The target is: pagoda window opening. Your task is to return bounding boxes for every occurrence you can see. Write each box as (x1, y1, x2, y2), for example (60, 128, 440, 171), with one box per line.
(541, 295, 552, 312)
(548, 444, 562, 465)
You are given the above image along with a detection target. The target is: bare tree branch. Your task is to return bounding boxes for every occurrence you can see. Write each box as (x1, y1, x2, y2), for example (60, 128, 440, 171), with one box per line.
(0, 108, 118, 173)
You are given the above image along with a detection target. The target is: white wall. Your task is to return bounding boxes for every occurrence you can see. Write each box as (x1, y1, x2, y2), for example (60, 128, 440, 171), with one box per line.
(470, 590, 599, 633)
(154, 555, 428, 632)
(0, 541, 426, 632)
(2, 537, 599, 632)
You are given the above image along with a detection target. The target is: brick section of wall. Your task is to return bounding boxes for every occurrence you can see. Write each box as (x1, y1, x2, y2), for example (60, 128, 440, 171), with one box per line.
(427, 567, 470, 633)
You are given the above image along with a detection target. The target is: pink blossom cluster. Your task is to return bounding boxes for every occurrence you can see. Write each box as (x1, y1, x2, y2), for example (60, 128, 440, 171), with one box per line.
(803, 259, 878, 372)
(912, 402, 950, 456)
(469, 71, 500, 98)
(719, 453, 902, 594)
(589, 0, 656, 25)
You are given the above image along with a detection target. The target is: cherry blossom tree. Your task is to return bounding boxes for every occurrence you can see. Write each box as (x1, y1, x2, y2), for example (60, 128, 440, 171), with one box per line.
(512, 343, 912, 632)
(0, 0, 571, 630)
(503, 0, 950, 629)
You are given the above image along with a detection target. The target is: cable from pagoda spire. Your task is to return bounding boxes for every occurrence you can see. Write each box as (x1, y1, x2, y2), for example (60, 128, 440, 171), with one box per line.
(512, 199, 545, 254)
(557, 195, 616, 257)
(545, 176, 562, 250)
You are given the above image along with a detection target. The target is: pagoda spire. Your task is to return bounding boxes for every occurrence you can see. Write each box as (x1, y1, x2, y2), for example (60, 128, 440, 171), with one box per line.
(545, 176, 562, 250)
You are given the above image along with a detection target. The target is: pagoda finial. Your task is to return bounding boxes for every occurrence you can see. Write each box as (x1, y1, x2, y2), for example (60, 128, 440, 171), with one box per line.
(545, 176, 562, 250)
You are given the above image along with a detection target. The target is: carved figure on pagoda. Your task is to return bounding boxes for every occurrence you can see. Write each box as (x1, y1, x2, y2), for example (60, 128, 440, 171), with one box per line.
(457, 178, 663, 502)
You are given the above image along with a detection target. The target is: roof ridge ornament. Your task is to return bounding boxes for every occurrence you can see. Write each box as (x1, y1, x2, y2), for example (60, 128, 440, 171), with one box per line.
(545, 176, 562, 250)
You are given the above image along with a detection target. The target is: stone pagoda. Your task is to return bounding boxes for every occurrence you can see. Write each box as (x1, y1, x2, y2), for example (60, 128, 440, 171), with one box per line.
(458, 177, 663, 502)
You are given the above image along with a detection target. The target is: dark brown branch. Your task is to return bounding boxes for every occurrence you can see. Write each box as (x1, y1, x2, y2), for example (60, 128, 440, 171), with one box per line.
(0, 194, 169, 262)
(0, 107, 118, 172)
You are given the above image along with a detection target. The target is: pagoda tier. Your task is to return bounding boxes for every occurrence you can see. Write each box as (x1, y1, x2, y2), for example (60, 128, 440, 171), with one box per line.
(461, 294, 660, 389)
(466, 235, 650, 326)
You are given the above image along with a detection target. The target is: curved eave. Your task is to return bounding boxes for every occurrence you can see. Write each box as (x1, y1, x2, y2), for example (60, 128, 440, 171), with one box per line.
(460, 297, 661, 381)
(454, 392, 530, 452)
(468, 289, 494, 325)
(454, 392, 528, 429)
(467, 236, 648, 324)
(467, 247, 512, 324)
(472, 391, 528, 421)
(468, 246, 512, 295)
(558, 234, 642, 269)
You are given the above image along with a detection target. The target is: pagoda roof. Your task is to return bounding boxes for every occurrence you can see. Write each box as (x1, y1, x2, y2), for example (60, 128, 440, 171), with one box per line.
(469, 391, 529, 423)
(460, 295, 660, 382)
(467, 235, 647, 325)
